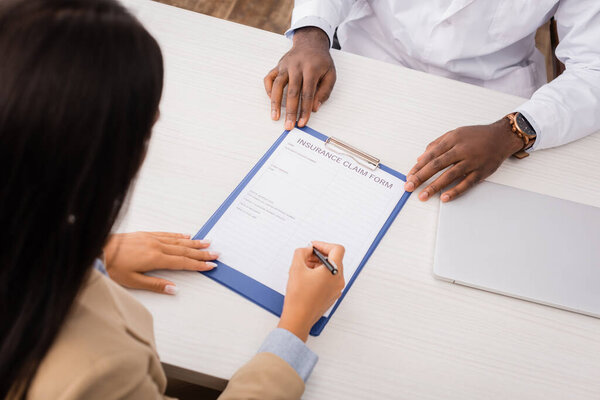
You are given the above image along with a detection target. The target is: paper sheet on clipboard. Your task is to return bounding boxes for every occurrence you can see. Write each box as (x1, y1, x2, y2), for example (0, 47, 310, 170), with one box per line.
(204, 128, 406, 317)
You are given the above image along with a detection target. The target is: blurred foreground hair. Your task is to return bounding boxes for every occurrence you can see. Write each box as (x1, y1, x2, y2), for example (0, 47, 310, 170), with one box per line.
(0, 0, 163, 396)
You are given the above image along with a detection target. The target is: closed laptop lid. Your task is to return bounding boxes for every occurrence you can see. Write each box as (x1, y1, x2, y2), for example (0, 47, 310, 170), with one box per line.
(433, 181, 600, 317)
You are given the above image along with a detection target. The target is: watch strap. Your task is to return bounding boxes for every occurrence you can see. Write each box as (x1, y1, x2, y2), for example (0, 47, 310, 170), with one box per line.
(512, 150, 529, 159)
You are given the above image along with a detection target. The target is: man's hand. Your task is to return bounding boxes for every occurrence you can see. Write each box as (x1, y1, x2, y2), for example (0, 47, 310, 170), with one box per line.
(104, 232, 219, 295)
(278, 241, 345, 342)
(404, 118, 524, 202)
(264, 27, 336, 130)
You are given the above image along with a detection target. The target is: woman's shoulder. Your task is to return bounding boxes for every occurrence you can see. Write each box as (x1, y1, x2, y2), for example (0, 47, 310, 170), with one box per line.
(27, 270, 167, 400)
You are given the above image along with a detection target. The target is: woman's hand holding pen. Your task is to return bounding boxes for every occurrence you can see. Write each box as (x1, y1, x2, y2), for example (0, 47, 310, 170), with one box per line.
(104, 232, 219, 295)
(278, 241, 346, 342)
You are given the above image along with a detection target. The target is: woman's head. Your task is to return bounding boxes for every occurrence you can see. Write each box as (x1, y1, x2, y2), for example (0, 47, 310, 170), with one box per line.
(0, 0, 163, 395)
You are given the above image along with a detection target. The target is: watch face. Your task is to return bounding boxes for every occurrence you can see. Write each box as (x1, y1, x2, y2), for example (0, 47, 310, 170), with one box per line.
(516, 113, 536, 137)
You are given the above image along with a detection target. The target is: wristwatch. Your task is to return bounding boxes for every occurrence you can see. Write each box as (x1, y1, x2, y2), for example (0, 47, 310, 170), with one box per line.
(506, 112, 536, 159)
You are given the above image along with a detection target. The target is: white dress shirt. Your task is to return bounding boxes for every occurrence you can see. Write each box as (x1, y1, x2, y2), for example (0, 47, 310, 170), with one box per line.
(287, 0, 600, 151)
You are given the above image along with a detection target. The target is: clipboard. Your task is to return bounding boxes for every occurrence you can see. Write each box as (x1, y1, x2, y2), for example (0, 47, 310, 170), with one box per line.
(192, 126, 411, 336)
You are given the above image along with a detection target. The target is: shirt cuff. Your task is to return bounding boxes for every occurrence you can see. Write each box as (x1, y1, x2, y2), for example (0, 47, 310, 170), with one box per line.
(285, 16, 335, 48)
(258, 328, 318, 382)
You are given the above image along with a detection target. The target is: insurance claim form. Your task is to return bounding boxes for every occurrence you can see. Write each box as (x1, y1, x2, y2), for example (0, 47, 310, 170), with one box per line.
(204, 128, 406, 317)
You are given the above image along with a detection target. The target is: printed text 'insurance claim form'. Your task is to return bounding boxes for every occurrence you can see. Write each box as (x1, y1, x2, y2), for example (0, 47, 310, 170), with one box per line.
(205, 129, 405, 316)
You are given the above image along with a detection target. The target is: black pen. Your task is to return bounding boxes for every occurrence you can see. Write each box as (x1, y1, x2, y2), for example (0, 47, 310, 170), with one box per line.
(312, 247, 338, 275)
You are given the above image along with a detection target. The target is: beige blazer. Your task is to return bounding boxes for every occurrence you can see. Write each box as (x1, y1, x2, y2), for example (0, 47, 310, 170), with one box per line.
(24, 270, 304, 399)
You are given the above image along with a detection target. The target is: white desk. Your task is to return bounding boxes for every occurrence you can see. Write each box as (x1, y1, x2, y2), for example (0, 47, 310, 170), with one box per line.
(118, 1, 600, 398)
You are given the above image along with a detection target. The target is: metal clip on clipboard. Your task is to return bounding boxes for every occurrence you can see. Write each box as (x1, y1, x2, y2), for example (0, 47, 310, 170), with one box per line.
(325, 137, 380, 170)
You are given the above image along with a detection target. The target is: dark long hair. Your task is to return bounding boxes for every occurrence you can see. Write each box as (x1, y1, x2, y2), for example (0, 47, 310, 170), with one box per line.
(0, 0, 163, 396)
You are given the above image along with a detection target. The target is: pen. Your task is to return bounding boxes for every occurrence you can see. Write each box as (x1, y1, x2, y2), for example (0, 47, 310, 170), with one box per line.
(312, 247, 338, 275)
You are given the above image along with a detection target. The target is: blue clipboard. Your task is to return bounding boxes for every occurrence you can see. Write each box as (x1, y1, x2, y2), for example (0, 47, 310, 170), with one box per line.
(192, 126, 412, 336)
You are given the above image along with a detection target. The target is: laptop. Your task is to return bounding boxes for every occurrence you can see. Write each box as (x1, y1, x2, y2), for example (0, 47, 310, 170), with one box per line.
(433, 181, 600, 317)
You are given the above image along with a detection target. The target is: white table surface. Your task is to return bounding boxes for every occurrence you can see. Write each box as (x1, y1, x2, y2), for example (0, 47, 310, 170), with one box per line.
(118, 1, 600, 398)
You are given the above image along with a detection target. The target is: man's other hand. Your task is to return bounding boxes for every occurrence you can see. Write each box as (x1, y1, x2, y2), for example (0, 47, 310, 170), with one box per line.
(404, 118, 524, 202)
(264, 27, 336, 130)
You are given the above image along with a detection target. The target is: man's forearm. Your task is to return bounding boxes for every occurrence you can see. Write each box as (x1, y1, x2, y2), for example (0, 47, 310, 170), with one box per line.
(515, 0, 600, 150)
(515, 67, 600, 150)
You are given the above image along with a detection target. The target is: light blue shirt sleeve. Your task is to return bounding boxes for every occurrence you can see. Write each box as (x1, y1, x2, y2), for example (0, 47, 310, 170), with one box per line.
(258, 328, 318, 382)
(93, 258, 108, 276)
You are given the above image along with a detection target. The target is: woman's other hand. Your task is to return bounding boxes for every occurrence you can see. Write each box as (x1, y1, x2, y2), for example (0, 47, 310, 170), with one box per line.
(278, 241, 346, 341)
(103, 232, 218, 295)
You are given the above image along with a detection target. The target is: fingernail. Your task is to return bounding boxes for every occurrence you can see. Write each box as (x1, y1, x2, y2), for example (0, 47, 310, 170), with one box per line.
(307, 242, 314, 248)
(419, 191, 429, 201)
(164, 285, 178, 295)
(298, 118, 306, 127)
(209, 251, 220, 258)
(196, 239, 211, 245)
(206, 262, 217, 268)
(271, 110, 277, 120)
(441, 194, 450, 202)
(315, 102, 322, 112)
(404, 181, 415, 191)
(285, 120, 293, 130)
(188, 233, 194, 239)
